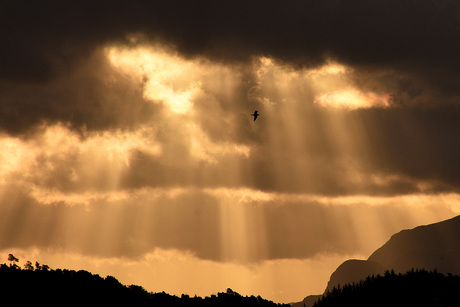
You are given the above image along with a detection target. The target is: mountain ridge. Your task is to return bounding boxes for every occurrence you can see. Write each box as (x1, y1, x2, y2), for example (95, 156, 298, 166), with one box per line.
(292, 214, 460, 307)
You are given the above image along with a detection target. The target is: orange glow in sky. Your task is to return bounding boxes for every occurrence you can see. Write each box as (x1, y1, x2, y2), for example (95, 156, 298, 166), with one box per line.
(0, 44, 459, 304)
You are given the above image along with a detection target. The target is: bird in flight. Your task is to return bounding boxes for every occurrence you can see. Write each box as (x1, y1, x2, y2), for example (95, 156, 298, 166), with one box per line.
(251, 110, 259, 121)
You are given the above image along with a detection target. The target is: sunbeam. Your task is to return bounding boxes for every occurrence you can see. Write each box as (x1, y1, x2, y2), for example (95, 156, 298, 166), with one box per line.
(2, 16, 460, 304)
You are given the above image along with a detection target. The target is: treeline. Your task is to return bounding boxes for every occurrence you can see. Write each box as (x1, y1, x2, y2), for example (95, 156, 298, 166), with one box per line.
(0, 254, 288, 306)
(314, 269, 460, 307)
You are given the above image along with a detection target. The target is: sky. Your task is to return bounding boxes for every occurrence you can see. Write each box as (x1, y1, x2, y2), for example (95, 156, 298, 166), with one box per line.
(2, 0, 460, 303)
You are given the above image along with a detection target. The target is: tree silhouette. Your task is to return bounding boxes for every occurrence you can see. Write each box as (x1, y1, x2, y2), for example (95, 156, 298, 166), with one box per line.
(313, 269, 460, 307)
(0, 253, 289, 306)
(8, 254, 19, 268)
(24, 261, 34, 271)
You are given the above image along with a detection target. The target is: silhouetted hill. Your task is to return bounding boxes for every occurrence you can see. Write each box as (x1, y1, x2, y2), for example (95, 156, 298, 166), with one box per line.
(293, 260, 385, 307)
(293, 215, 460, 307)
(291, 294, 322, 307)
(368, 215, 460, 275)
(325, 215, 460, 292)
(0, 262, 289, 306)
(324, 259, 384, 293)
(314, 269, 460, 307)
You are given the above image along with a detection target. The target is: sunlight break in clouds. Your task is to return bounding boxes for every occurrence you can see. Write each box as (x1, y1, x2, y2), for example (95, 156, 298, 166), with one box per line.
(107, 46, 199, 114)
(315, 89, 392, 109)
(309, 62, 393, 109)
(3, 1, 460, 305)
(106, 45, 251, 164)
(252, 57, 392, 109)
(0, 45, 456, 304)
(0, 43, 457, 306)
(0, 124, 161, 192)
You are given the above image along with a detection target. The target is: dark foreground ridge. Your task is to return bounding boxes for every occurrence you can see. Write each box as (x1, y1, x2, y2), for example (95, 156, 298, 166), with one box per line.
(294, 215, 460, 307)
(0, 255, 288, 306)
(314, 269, 460, 307)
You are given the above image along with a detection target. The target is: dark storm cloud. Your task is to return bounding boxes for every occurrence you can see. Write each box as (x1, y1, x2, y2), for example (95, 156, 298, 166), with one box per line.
(356, 105, 460, 190)
(2, 0, 460, 194)
(0, 50, 157, 134)
(3, 0, 460, 84)
(1, 0, 459, 134)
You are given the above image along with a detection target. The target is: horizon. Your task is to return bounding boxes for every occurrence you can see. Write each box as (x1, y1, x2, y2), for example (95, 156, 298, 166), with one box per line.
(2, 1, 460, 303)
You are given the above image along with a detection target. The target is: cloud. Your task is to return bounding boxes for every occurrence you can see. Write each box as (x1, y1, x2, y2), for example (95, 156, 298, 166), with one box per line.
(0, 184, 456, 263)
(3, 2, 460, 302)
(0, 184, 458, 303)
(3, 48, 460, 196)
(2, 1, 460, 94)
(0, 50, 157, 134)
(352, 106, 460, 190)
(314, 90, 391, 109)
(2, 41, 460, 196)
